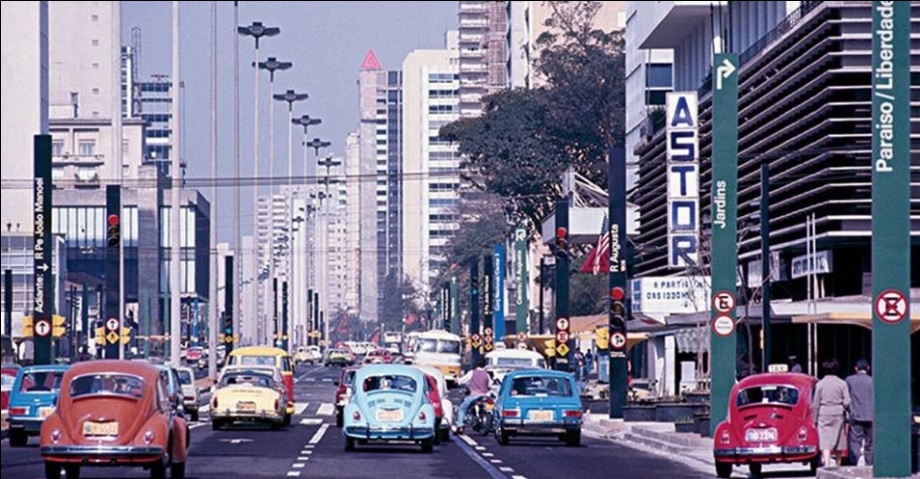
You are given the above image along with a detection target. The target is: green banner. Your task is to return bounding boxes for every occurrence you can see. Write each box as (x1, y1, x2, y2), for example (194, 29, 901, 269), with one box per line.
(709, 53, 739, 434)
(449, 276, 459, 335)
(514, 228, 528, 334)
(871, 2, 910, 476)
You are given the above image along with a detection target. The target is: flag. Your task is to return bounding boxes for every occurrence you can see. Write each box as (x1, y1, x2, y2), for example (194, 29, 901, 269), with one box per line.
(579, 213, 610, 275)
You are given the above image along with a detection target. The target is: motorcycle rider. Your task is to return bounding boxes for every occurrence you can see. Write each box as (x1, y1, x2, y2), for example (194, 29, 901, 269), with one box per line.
(454, 358, 491, 434)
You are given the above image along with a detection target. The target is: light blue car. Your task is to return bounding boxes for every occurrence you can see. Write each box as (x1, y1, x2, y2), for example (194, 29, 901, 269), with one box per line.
(342, 364, 437, 453)
(492, 369, 583, 446)
(7, 364, 69, 447)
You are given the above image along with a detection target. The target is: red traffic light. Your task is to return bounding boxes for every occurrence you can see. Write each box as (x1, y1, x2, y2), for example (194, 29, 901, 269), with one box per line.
(555, 227, 568, 238)
(107, 214, 119, 226)
(610, 287, 625, 301)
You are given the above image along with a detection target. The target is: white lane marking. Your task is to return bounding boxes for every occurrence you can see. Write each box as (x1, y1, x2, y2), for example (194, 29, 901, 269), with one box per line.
(481, 452, 494, 457)
(490, 459, 503, 464)
(315, 403, 334, 416)
(301, 450, 313, 455)
(297, 456, 310, 461)
(292, 463, 305, 469)
(299, 418, 323, 425)
(500, 467, 515, 472)
(303, 444, 315, 449)
(474, 446, 486, 451)
(512, 476, 528, 479)
(458, 434, 479, 447)
(308, 424, 329, 444)
(286, 472, 301, 477)
(295, 403, 309, 415)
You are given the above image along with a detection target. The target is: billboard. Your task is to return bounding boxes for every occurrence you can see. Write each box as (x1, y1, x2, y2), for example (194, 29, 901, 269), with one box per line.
(666, 92, 700, 268)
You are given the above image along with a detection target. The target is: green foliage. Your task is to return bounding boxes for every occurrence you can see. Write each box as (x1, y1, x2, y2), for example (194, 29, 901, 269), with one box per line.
(569, 259, 608, 316)
(379, 273, 421, 333)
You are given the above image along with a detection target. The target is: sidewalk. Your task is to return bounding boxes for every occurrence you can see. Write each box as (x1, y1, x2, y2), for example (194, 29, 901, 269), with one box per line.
(582, 414, 914, 479)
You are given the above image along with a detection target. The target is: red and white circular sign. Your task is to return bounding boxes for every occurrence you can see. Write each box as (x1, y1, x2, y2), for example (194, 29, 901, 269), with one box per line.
(555, 331, 570, 344)
(555, 317, 569, 331)
(106, 318, 119, 331)
(874, 289, 908, 324)
(711, 315, 736, 337)
(610, 332, 627, 350)
(518, 331, 527, 341)
(712, 291, 735, 314)
(484, 327, 494, 336)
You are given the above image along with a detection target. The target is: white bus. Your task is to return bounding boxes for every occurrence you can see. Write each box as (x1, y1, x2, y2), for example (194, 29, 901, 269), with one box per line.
(410, 330, 463, 385)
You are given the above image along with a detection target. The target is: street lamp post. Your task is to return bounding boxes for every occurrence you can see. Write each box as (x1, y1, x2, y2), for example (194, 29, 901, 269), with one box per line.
(238, 21, 279, 346)
(310, 144, 335, 345)
(293, 115, 322, 181)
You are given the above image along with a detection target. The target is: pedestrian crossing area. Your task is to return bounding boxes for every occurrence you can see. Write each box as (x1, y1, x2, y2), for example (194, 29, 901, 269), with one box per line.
(195, 402, 336, 419)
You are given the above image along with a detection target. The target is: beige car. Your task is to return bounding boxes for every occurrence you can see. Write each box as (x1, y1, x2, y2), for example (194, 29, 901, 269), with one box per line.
(210, 368, 286, 430)
(175, 366, 201, 421)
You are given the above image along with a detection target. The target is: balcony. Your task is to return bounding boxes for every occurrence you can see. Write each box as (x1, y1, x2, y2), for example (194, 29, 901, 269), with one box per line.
(52, 153, 105, 166)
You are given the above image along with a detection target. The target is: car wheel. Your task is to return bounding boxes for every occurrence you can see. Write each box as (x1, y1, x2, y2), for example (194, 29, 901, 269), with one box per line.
(420, 437, 434, 453)
(439, 427, 450, 443)
(748, 463, 763, 479)
(150, 459, 167, 479)
(345, 436, 356, 451)
(44, 462, 62, 479)
(63, 464, 81, 479)
(284, 412, 292, 426)
(170, 461, 185, 479)
(809, 456, 820, 474)
(8, 429, 27, 447)
(190, 409, 199, 422)
(496, 429, 509, 446)
(564, 430, 581, 447)
(335, 409, 343, 428)
(715, 462, 732, 478)
(211, 419, 223, 430)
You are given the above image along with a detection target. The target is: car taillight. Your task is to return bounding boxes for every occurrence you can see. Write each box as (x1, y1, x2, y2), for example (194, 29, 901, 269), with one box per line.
(212, 397, 218, 409)
(418, 411, 426, 421)
(353, 410, 361, 421)
(275, 398, 280, 410)
(9, 406, 27, 415)
(51, 429, 62, 444)
(719, 429, 731, 445)
(564, 410, 582, 418)
(143, 430, 155, 445)
(501, 409, 519, 417)
(797, 426, 808, 442)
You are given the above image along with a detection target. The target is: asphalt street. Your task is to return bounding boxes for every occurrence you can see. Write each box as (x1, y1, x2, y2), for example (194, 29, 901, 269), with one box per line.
(2, 363, 722, 479)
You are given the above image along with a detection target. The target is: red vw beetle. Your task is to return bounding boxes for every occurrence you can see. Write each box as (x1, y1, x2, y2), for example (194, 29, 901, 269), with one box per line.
(713, 372, 829, 478)
(40, 360, 189, 479)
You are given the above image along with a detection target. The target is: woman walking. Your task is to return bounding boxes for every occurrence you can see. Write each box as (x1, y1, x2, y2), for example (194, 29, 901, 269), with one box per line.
(812, 358, 850, 467)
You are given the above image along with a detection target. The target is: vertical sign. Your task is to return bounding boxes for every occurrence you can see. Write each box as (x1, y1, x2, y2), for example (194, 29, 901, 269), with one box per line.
(33, 135, 53, 365)
(482, 254, 494, 353)
(666, 92, 700, 268)
(4, 269, 11, 338)
(281, 280, 289, 351)
(272, 278, 278, 346)
(554, 198, 572, 370)
(871, 2, 910, 476)
(513, 228, 528, 335)
(493, 244, 506, 340)
(709, 53, 739, 434)
(312, 291, 319, 343)
(104, 185, 121, 360)
(224, 255, 234, 354)
(449, 276, 459, 335)
(608, 147, 628, 418)
(306, 288, 313, 346)
(469, 260, 481, 368)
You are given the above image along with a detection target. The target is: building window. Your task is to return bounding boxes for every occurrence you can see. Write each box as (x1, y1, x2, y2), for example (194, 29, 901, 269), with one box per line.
(92, 63, 100, 70)
(646, 63, 673, 88)
(78, 140, 95, 156)
(52, 140, 64, 157)
(91, 39, 99, 46)
(91, 14, 99, 22)
(52, 167, 65, 180)
(92, 88, 100, 95)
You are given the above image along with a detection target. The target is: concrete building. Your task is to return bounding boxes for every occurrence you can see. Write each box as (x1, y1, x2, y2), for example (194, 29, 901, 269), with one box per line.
(627, 1, 919, 397)
(344, 132, 361, 313)
(0, 1, 49, 232)
(402, 32, 462, 301)
(458, 1, 507, 118)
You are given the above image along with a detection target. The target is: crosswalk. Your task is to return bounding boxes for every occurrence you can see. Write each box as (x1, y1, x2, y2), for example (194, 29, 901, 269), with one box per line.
(195, 402, 336, 420)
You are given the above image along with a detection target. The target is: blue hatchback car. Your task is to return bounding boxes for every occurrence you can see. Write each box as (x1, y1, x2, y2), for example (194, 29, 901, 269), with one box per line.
(492, 369, 583, 446)
(342, 364, 436, 453)
(7, 364, 69, 447)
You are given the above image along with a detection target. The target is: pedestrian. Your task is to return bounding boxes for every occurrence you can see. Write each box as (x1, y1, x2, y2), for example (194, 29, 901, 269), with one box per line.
(845, 359, 873, 465)
(789, 355, 803, 373)
(585, 349, 594, 377)
(574, 349, 586, 383)
(813, 358, 850, 467)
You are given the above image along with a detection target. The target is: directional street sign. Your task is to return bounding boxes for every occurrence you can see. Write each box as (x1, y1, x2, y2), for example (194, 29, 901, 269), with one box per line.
(106, 318, 119, 331)
(35, 319, 51, 337)
(874, 289, 908, 324)
(555, 317, 569, 331)
(555, 342, 570, 357)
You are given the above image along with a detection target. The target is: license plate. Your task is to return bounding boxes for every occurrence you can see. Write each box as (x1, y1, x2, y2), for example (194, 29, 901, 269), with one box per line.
(40, 407, 55, 418)
(528, 410, 553, 421)
(236, 401, 256, 412)
(745, 428, 777, 442)
(376, 409, 403, 422)
(83, 421, 118, 436)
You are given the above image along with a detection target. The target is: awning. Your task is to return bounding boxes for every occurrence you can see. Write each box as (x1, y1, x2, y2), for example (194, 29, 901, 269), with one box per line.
(674, 327, 710, 354)
(791, 312, 920, 334)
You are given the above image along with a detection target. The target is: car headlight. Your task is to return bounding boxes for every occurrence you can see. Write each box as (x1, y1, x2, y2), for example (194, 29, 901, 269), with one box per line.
(51, 428, 62, 444)
(143, 430, 155, 445)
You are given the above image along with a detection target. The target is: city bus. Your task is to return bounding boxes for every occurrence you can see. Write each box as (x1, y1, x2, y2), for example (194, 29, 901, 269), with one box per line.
(410, 330, 463, 386)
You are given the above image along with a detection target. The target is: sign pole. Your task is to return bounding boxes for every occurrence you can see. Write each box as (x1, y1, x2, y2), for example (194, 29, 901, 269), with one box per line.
(104, 185, 121, 360)
(709, 53, 739, 434)
(493, 244, 506, 340)
(870, 2, 910, 476)
(513, 228, 528, 335)
(224, 255, 234, 355)
(608, 147, 628, 418)
(449, 276, 459, 335)
(469, 260, 480, 369)
(482, 254, 494, 355)
(554, 198, 572, 371)
(33, 135, 53, 365)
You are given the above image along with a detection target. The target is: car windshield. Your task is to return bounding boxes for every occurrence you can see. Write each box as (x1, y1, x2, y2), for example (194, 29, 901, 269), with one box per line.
(19, 370, 65, 393)
(736, 385, 800, 407)
(70, 373, 145, 399)
(362, 374, 417, 393)
(509, 375, 573, 397)
(437, 340, 461, 354)
(236, 355, 277, 367)
(176, 370, 193, 385)
(343, 370, 356, 386)
(220, 373, 273, 388)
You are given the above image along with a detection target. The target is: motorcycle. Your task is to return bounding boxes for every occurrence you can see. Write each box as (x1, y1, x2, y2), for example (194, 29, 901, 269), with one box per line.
(463, 394, 495, 436)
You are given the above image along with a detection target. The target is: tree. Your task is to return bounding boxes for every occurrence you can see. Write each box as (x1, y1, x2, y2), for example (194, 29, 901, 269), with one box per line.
(440, 1, 625, 230)
(379, 272, 421, 333)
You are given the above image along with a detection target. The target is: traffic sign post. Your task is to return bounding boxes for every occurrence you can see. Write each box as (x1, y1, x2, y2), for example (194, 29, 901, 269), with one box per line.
(709, 53, 740, 435)
(469, 260, 480, 369)
(483, 254, 494, 357)
(553, 198, 572, 371)
(104, 185, 121, 360)
(33, 135, 53, 365)
(870, 3, 911, 476)
(607, 146, 629, 418)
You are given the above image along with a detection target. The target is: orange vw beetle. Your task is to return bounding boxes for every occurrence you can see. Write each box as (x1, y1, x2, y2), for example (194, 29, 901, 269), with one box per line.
(40, 360, 189, 479)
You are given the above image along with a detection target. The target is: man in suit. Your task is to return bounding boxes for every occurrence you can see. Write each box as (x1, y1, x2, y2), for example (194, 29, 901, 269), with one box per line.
(845, 359, 873, 465)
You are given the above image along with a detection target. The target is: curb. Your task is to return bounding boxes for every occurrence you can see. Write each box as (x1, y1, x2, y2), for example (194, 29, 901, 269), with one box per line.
(816, 466, 906, 479)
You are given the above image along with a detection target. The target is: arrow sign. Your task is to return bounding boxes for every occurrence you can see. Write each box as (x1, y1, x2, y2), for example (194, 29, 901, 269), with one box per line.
(35, 319, 51, 337)
(37, 263, 49, 272)
(716, 57, 736, 91)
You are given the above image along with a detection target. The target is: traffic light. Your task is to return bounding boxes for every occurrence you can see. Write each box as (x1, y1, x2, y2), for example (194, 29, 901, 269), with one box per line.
(610, 286, 626, 328)
(470, 274, 478, 296)
(553, 226, 569, 258)
(223, 312, 233, 337)
(106, 214, 120, 248)
(52, 314, 66, 337)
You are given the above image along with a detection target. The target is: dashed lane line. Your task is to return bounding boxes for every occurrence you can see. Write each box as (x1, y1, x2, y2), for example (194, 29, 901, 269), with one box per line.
(458, 433, 479, 447)
(309, 423, 329, 444)
(499, 467, 515, 473)
(299, 418, 323, 425)
(286, 472, 300, 477)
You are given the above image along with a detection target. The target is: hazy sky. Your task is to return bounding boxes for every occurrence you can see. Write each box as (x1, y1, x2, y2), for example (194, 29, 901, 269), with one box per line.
(122, 1, 457, 243)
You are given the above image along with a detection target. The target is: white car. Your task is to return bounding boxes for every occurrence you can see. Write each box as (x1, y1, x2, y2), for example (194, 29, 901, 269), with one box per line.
(416, 365, 453, 442)
(484, 348, 548, 385)
(294, 346, 316, 365)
